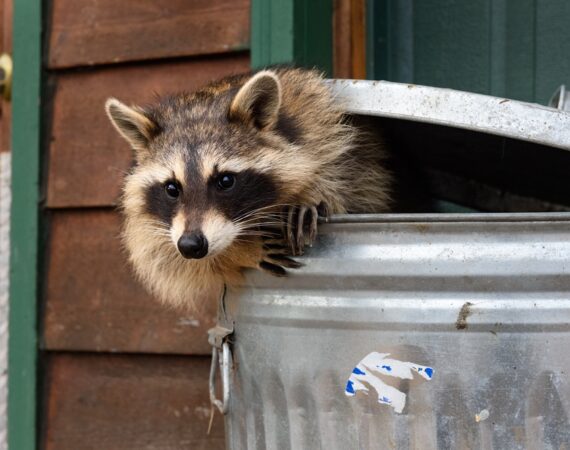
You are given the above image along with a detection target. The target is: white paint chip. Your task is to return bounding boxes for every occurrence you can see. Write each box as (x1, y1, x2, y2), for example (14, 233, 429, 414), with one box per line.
(476, 409, 490, 422)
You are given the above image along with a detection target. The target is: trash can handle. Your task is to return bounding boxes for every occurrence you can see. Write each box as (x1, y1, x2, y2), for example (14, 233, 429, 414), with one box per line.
(209, 341, 231, 415)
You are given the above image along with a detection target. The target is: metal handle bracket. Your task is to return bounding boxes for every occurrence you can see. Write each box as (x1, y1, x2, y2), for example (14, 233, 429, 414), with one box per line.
(209, 341, 231, 415)
(208, 285, 234, 416)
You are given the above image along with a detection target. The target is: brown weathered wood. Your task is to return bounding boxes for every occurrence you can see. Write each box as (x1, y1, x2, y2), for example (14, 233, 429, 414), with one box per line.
(351, 0, 366, 79)
(333, 0, 366, 79)
(46, 54, 249, 208)
(1, 0, 11, 53)
(333, 0, 353, 78)
(44, 353, 225, 450)
(47, 0, 250, 69)
(44, 209, 219, 354)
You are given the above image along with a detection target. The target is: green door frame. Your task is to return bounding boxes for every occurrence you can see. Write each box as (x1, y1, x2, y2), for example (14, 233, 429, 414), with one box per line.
(8, 0, 42, 448)
(251, 0, 333, 75)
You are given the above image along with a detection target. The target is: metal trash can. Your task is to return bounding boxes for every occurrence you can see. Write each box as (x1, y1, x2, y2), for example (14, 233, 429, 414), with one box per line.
(211, 81, 570, 449)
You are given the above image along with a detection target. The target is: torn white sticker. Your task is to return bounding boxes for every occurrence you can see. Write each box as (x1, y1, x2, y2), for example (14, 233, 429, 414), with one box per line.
(345, 352, 434, 413)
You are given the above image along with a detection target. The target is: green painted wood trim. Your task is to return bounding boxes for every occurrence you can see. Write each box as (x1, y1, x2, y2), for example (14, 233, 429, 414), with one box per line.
(8, 0, 42, 448)
(364, 0, 570, 104)
(251, 0, 294, 68)
(293, 0, 333, 75)
(366, 0, 389, 80)
(251, 0, 333, 75)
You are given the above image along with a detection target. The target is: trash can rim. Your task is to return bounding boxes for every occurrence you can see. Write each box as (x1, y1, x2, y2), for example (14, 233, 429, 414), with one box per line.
(326, 79, 570, 151)
(323, 212, 570, 224)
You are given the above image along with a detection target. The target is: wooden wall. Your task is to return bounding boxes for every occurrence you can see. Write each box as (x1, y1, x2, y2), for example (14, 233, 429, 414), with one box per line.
(42, 1, 250, 448)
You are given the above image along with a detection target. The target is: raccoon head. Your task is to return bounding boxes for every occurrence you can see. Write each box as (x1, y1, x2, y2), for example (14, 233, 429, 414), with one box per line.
(106, 70, 293, 263)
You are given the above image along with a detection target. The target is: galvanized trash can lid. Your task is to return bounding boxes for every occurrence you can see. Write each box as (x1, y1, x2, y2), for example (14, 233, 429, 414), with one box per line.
(326, 79, 570, 151)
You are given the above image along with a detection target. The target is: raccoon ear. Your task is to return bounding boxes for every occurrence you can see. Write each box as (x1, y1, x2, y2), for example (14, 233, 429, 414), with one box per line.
(229, 70, 282, 130)
(105, 98, 158, 158)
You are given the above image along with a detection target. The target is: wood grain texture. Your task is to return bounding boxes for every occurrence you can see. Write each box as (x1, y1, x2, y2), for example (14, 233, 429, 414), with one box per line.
(44, 209, 219, 354)
(350, 0, 366, 79)
(46, 54, 249, 208)
(333, 0, 352, 78)
(47, 0, 250, 68)
(44, 353, 225, 450)
(1, 0, 12, 52)
(333, 0, 366, 79)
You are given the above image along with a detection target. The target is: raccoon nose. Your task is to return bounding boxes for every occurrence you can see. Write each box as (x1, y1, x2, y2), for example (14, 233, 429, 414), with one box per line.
(177, 232, 208, 259)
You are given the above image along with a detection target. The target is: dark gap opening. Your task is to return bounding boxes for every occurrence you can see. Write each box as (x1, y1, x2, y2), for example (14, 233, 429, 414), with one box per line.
(354, 115, 570, 213)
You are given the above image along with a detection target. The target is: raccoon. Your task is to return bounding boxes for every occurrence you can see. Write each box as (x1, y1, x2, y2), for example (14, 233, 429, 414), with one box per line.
(105, 67, 392, 308)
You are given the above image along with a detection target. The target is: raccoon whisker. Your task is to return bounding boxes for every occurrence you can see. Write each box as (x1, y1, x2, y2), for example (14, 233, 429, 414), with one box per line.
(235, 214, 284, 224)
(232, 227, 276, 234)
(239, 204, 299, 219)
(234, 212, 279, 225)
(237, 211, 285, 221)
(139, 227, 171, 235)
(137, 225, 171, 233)
(237, 231, 282, 238)
(235, 215, 286, 227)
(233, 203, 295, 222)
(235, 221, 284, 229)
(136, 226, 172, 238)
(234, 226, 282, 236)
(235, 228, 276, 235)
(137, 223, 171, 232)
(234, 203, 292, 218)
(137, 218, 171, 229)
(230, 237, 257, 245)
(236, 220, 283, 230)
(141, 232, 172, 239)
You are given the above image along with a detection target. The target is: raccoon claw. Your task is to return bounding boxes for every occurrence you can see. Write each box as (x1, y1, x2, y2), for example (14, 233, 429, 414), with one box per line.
(259, 261, 287, 277)
(259, 255, 302, 276)
(267, 254, 303, 269)
(260, 237, 302, 276)
(286, 207, 296, 252)
(286, 204, 321, 256)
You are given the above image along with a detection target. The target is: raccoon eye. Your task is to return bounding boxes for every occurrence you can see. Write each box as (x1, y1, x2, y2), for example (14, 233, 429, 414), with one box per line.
(164, 181, 180, 198)
(217, 173, 236, 191)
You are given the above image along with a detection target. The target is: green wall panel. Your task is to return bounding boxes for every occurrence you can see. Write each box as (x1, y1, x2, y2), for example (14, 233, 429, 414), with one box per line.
(251, 0, 295, 68)
(9, 0, 42, 448)
(251, 0, 333, 75)
(535, 0, 570, 103)
(368, 0, 570, 104)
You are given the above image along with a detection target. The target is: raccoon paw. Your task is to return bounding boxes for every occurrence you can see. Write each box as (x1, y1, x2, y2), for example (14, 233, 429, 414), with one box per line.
(286, 203, 327, 256)
(259, 254, 303, 277)
(258, 237, 303, 276)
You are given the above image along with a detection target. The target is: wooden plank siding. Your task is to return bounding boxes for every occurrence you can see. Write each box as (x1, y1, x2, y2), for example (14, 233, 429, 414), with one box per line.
(333, 0, 366, 79)
(44, 210, 217, 354)
(46, 0, 250, 69)
(44, 354, 225, 450)
(42, 1, 251, 447)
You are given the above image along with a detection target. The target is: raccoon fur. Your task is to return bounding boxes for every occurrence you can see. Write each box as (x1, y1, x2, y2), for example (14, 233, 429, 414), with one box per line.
(105, 67, 392, 309)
